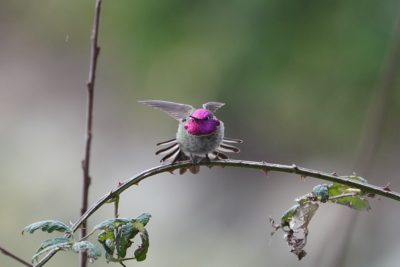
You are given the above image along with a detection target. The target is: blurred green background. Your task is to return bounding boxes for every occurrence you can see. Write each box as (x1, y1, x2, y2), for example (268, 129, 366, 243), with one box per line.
(1, 0, 400, 266)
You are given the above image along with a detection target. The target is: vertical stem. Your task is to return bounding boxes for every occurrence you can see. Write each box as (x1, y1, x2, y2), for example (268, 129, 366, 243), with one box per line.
(80, 0, 102, 267)
(114, 195, 120, 218)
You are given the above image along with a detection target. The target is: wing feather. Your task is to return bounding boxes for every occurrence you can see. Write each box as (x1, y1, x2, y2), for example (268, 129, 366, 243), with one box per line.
(139, 100, 194, 120)
(202, 102, 225, 113)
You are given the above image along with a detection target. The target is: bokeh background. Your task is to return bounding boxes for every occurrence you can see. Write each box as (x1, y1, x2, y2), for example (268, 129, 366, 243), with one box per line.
(1, 1, 400, 266)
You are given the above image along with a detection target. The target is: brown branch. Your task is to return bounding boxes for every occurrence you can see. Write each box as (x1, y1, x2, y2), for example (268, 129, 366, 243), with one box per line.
(0, 245, 33, 267)
(34, 159, 400, 267)
(80, 0, 102, 267)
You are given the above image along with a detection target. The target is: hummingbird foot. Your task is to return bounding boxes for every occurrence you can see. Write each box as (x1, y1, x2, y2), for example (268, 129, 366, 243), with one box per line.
(202, 154, 211, 163)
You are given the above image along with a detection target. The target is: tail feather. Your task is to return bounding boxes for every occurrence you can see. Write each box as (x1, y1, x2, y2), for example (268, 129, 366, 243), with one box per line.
(211, 151, 228, 160)
(154, 136, 243, 174)
(157, 138, 177, 146)
(222, 137, 243, 144)
(156, 143, 179, 155)
(172, 150, 189, 164)
(217, 144, 240, 153)
(160, 147, 180, 162)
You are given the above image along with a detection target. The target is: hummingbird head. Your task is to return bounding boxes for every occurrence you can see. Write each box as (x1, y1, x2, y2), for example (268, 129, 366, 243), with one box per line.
(184, 108, 220, 135)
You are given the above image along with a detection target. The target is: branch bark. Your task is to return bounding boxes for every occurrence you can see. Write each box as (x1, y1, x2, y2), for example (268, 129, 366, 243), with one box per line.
(80, 0, 102, 267)
(0, 245, 33, 267)
(34, 159, 400, 267)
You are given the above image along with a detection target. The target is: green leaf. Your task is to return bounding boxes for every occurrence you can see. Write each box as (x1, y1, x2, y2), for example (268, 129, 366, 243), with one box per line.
(31, 240, 72, 263)
(281, 205, 300, 226)
(134, 228, 149, 262)
(72, 241, 102, 263)
(36, 237, 71, 253)
(22, 220, 72, 235)
(134, 213, 152, 226)
(312, 184, 329, 203)
(94, 218, 130, 231)
(97, 230, 115, 262)
(330, 195, 370, 210)
(116, 222, 134, 258)
(94, 214, 151, 262)
(327, 177, 371, 210)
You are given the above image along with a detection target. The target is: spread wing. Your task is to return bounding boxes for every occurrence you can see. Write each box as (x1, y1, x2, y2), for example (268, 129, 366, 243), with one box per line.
(138, 100, 194, 120)
(202, 102, 225, 113)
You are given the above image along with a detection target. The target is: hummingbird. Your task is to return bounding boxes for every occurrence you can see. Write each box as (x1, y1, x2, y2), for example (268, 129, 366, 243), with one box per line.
(138, 100, 242, 174)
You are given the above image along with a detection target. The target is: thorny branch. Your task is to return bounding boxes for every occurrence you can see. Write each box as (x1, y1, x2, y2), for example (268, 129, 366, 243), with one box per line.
(34, 159, 400, 266)
(80, 0, 102, 267)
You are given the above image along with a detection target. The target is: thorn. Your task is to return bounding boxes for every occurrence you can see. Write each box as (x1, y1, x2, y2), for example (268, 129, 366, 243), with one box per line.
(383, 182, 391, 191)
(118, 181, 124, 187)
(261, 168, 268, 176)
(331, 172, 337, 176)
(292, 164, 298, 170)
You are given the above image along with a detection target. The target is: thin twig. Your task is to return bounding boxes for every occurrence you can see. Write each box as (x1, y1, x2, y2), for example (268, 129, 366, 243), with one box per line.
(80, 0, 102, 267)
(0, 245, 33, 267)
(34, 159, 400, 267)
(114, 196, 120, 218)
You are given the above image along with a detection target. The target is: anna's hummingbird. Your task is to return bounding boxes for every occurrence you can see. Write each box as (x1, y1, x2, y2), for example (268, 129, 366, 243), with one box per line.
(139, 100, 242, 174)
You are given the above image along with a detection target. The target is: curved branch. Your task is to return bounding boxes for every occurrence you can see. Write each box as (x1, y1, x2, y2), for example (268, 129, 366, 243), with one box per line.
(33, 159, 400, 266)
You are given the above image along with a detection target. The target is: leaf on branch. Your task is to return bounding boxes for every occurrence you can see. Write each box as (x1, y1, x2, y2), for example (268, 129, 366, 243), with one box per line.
(36, 237, 71, 253)
(134, 213, 151, 226)
(31, 239, 72, 263)
(271, 176, 373, 260)
(270, 202, 319, 260)
(22, 220, 73, 235)
(280, 204, 300, 227)
(94, 218, 131, 231)
(327, 176, 371, 210)
(116, 222, 134, 258)
(134, 228, 149, 262)
(97, 229, 115, 262)
(95, 213, 151, 263)
(72, 241, 102, 263)
(329, 193, 370, 210)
